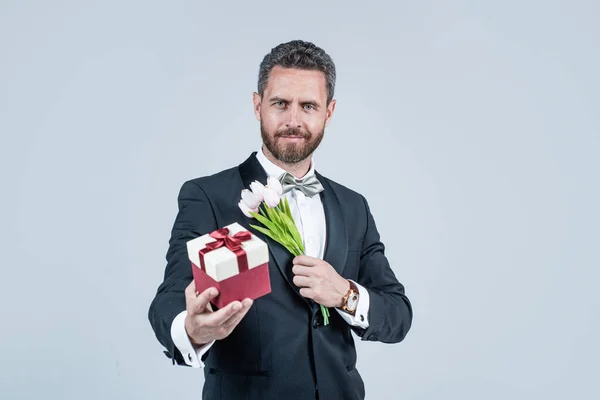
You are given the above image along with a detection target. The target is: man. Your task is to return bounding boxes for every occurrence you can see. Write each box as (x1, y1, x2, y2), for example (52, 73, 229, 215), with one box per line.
(148, 40, 413, 400)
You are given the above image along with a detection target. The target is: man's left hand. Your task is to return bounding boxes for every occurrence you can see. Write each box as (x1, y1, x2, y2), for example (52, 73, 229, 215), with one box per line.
(292, 255, 350, 308)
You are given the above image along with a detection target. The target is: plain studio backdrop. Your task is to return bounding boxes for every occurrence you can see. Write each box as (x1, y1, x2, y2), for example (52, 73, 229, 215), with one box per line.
(1, 1, 598, 399)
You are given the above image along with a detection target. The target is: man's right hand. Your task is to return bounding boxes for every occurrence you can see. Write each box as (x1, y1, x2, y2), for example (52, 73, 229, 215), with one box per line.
(184, 281, 253, 347)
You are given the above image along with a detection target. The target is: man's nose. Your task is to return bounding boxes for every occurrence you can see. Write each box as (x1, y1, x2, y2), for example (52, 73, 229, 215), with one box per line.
(285, 106, 301, 128)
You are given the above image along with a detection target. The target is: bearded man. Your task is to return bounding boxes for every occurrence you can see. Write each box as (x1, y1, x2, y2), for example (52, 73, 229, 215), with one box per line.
(148, 39, 413, 400)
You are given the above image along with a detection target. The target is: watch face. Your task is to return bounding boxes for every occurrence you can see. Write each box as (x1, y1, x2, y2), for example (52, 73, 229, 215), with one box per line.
(348, 294, 359, 310)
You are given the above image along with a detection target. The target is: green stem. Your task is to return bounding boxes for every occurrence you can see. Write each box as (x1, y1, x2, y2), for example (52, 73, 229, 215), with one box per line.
(321, 304, 330, 325)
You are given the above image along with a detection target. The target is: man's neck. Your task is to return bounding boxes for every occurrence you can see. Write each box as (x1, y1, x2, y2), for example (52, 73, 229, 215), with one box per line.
(261, 144, 312, 179)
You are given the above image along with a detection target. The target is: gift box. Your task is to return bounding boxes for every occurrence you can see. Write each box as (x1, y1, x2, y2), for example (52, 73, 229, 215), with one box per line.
(186, 222, 271, 309)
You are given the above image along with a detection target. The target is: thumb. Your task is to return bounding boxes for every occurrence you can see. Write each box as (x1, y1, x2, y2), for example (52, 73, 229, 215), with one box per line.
(192, 287, 219, 315)
(185, 281, 219, 315)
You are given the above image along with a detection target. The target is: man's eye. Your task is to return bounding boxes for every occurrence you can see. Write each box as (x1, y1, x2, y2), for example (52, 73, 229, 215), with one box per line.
(304, 104, 315, 111)
(274, 101, 285, 107)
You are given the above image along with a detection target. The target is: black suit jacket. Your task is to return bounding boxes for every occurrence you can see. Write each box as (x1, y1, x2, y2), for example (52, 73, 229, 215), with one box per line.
(148, 152, 413, 400)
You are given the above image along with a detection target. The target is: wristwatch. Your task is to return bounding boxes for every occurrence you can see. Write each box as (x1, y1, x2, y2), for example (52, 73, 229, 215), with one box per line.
(340, 280, 359, 315)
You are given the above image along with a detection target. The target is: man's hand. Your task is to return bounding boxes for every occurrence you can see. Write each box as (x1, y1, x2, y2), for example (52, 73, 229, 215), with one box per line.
(292, 255, 350, 308)
(184, 281, 253, 347)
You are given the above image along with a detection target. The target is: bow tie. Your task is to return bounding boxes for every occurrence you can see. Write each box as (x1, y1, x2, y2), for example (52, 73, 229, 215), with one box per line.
(279, 172, 324, 198)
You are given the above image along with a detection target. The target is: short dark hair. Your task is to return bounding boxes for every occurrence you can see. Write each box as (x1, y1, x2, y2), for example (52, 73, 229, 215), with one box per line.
(257, 40, 336, 104)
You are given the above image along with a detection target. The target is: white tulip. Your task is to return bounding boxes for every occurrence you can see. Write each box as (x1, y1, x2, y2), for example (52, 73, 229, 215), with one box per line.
(238, 199, 257, 218)
(263, 187, 280, 208)
(241, 189, 261, 209)
(249, 181, 266, 201)
(267, 176, 283, 196)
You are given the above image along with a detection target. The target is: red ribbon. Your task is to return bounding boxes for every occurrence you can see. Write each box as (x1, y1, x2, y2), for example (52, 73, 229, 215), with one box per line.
(198, 227, 252, 274)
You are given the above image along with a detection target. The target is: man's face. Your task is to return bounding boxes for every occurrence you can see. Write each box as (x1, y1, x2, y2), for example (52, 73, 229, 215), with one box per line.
(253, 66, 336, 164)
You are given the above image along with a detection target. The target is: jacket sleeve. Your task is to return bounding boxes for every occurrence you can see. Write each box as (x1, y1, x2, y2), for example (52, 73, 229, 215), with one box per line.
(351, 195, 413, 343)
(148, 180, 218, 366)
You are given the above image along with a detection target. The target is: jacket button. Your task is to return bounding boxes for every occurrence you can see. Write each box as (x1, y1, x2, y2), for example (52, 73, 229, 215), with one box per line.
(312, 317, 320, 328)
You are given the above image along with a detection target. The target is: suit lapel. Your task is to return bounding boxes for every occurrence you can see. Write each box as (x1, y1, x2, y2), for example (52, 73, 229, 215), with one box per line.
(316, 171, 348, 285)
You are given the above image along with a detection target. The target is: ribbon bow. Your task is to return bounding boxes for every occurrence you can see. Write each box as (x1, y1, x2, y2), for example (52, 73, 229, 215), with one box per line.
(199, 227, 253, 273)
(205, 227, 252, 251)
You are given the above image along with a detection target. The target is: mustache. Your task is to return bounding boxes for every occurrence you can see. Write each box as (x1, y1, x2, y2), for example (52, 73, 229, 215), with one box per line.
(275, 127, 310, 138)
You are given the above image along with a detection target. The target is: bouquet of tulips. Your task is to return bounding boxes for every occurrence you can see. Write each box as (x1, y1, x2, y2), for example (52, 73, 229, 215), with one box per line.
(238, 176, 330, 325)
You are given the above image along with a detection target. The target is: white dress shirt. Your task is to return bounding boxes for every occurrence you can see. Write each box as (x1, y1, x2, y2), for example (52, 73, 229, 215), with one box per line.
(170, 147, 370, 368)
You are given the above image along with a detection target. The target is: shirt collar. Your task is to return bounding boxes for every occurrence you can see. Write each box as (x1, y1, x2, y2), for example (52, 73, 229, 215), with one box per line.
(256, 146, 316, 180)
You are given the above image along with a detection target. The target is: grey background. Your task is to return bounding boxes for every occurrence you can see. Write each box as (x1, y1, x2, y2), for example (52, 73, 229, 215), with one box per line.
(1, 1, 598, 399)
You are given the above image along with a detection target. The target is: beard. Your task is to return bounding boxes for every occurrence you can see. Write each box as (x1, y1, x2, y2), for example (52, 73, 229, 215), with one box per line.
(261, 122, 325, 164)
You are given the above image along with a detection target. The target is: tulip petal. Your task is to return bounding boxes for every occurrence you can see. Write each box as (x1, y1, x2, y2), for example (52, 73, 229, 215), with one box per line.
(250, 181, 265, 201)
(263, 187, 280, 208)
(238, 199, 257, 218)
(241, 189, 261, 209)
(267, 176, 283, 196)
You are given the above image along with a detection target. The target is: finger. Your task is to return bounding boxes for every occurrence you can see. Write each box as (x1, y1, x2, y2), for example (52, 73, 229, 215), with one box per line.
(184, 281, 200, 311)
(215, 298, 253, 328)
(204, 300, 243, 326)
(241, 297, 253, 308)
(189, 286, 219, 315)
(299, 287, 315, 299)
(293, 255, 319, 266)
(293, 275, 312, 288)
(223, 299, 253, 330)
(185, 280, 196, 300)
(292, 265, 313, 277)
(195, 287, 220, 314)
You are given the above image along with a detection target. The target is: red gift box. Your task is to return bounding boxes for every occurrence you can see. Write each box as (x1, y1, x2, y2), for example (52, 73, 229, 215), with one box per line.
(186, 222, 271, 309)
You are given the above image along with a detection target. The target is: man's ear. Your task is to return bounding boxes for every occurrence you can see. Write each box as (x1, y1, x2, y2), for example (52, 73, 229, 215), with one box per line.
(253, 92, 262, 121)
(324, 99, 337, 127)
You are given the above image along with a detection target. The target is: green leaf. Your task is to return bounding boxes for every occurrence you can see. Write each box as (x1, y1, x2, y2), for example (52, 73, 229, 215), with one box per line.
(269, 205, 288, 231)
(249, 224, 279, 242)
(281, 241, 298, 255)
(259, 203, 268, 217)
(271, 209, 299, 250)
(279, 211, 304, 253)
(276, 202, 285, 215)
(258, 202, 306, 256)
(267, 206, 289, 237)
(281, 235, 302, 256)
(251, 224, 300, 255)
(262, 205, 278, 226)
(283, 196, 294, 220)
(279, 197, 288, 218)
(250, 210, 282, 236)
